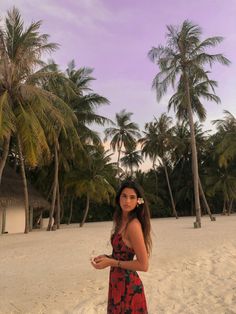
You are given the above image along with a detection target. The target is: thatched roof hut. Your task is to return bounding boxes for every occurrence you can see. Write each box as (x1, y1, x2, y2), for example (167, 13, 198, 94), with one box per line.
(0, 165, 50, 209)
(0, 165, 50, 233)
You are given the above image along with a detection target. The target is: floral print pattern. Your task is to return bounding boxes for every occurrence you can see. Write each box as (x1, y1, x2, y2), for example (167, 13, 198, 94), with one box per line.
(107, 233, 148, 313)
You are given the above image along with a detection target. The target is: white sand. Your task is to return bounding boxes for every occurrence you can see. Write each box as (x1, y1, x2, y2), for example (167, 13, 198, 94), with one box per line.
(1, 214, 236, 314)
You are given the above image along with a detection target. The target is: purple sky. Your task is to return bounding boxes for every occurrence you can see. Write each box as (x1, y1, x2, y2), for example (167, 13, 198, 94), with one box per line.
(1, 0, 236, 137)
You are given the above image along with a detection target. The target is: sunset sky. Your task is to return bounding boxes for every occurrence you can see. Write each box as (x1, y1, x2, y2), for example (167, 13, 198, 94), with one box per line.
(1, 0, 236, 137)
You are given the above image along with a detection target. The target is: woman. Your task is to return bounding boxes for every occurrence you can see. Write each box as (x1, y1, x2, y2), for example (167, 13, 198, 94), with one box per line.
(91, 180, 152, 313)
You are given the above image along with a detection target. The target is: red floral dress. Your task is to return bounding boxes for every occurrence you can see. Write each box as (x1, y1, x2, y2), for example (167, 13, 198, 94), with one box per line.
(107, 233, 148, 313)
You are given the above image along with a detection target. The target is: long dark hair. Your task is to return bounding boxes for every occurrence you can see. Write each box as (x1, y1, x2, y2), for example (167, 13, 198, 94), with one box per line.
(112, 180, 152, 255)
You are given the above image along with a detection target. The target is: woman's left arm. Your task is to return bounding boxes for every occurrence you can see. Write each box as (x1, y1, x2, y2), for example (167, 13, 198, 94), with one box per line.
(118, 219, 148, 272)
(92, 220, 148, 272)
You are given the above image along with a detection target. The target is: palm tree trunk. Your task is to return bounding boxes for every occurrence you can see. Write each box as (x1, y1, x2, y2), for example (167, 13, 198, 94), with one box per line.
(0, 134, 10, 185)
(56, 182, 61, 229)
(17, 135, 30, 234)
(47, 144, 59, 231)
(29, 206, 33, 231)
(222, 198, 227, 215)
(117, 141, 122, 183)
(183, 71, 201, 228)
(80, 193, 90, 227)
(228, 199, 233, 215)
(191, 196, 194, 216)
(59, 191, 65, 222)
(152, 160, 158, 195)
(67, 196, 74, 225)
(163, 163, 178, 219)
(1, 206, 6, 234)
(60, 199, 65, 222)
(198, 178, 215, 221)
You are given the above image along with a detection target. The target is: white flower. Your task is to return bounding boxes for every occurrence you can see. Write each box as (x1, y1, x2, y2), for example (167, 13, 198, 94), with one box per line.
(137, 197, 144, 205)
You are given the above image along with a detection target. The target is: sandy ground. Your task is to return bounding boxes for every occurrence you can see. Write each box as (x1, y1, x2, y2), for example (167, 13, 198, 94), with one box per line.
(1, 214, 236, 314)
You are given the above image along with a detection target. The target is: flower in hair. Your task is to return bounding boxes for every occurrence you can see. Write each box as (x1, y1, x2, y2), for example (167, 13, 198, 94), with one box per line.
(137, 197, 144, 205)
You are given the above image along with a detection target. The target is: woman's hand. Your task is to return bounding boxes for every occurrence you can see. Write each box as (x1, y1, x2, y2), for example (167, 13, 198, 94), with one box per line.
(91, 255, 114, 269)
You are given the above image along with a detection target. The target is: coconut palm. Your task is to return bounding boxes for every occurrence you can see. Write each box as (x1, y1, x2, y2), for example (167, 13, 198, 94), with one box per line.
(30, 60, 111, 230)
(65, 144, 116, 227)
(61, 61, 112, 227)
(168, 75, 220, 122)
(0, 7, 69, 233)
(140, 113, 178, 218)
(172, 121, 215, 219)
(169, 73, 220, 221)
(139, 121, 159, 195)
(65, 60, 111, 143)
(120, 145, 143, 178)
(104, 109, 140, 182)
(148, 20, 230, 227)
(212, 110, 236, 167)
(205, 111, 236, 215)
(205, 161, 236, 215)
(168, 72, 221, 222)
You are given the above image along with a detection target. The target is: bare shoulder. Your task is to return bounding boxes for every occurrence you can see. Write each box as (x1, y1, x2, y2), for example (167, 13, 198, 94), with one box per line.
(127, 218, 142, 236)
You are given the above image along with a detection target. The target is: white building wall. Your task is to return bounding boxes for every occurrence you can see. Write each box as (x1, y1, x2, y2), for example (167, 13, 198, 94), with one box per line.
(2, 206, 25, 234)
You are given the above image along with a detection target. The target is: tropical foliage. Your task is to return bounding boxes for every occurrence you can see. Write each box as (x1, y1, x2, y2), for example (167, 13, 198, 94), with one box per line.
(148, 20, 230, 227)
(0, 10, 235, 233)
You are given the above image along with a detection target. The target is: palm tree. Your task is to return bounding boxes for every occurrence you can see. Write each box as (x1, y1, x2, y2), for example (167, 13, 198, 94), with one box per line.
(30, 60, 111, 231)
(140, 113, 178, 218)
(168, 75, 220, 122)
(206, 111, 236, 215)
(148, 20, 230, 228)
(172, 121, 215, 220)
(65, 144, 116, 227)
(62, 61, 112, 227)
(139, 121, 159, 195)
(0, 7, 65, 233)
(212, 110, 236, 167)
(65, 60, 111, 143)
(205, 162, 236, 215)
(37, 60, 80, 231)
(169, 75, 218, 221)
(0, 24, 15, 183)
(104, 109, 140, 182)
(120, 146, 143, 178)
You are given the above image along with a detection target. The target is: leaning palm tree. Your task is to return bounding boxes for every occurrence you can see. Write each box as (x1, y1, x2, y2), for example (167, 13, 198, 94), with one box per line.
(104, 109, 140, 182)
(148, 20, 230, 228)
(0, 7, 64, 233)
(34, 60, 111, 230)
(38, 61, 80, 231)
(169, 74, 219, 222)
(172, 120, 215, 220)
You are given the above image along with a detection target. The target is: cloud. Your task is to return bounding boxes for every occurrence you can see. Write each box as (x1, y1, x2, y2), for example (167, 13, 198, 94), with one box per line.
(1, 0, 108, 32)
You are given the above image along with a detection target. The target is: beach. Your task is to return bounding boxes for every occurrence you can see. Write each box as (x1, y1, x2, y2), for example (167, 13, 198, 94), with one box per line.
(1, 214, 236, 314)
